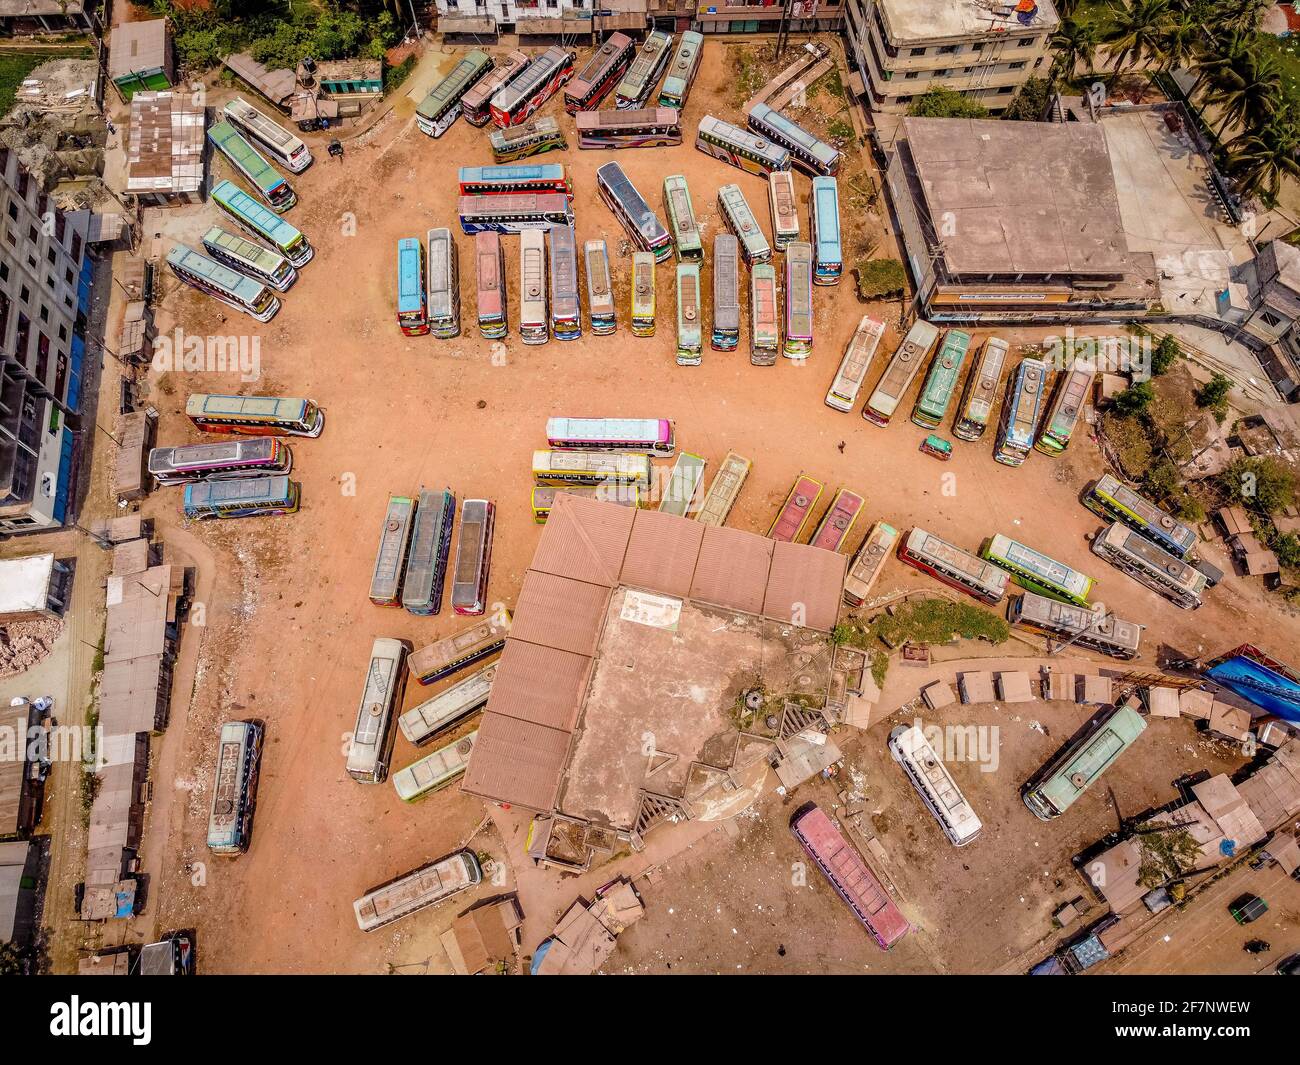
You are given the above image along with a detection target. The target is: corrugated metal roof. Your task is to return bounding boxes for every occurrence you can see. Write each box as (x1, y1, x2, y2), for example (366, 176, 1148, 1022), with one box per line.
(620, 509, 704, 597)
(509, 571, 610, 657)
(762, 541, 848, 632)
(485, 641, 592, 733)
(462, 713, 571, 813)
(689, 525, 773, 615)
(529, 494, 634, 586)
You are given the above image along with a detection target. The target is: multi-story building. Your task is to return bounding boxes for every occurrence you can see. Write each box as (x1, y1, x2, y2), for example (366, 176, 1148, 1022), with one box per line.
(691, 0, 842, 35)
(0, 147, 95, 534)
(435, 0, 649, 38)
(1241, 240, 1300, 400)
(844, 0, 1058, 114)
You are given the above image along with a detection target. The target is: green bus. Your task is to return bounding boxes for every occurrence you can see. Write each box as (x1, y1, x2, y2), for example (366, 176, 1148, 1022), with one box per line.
(392, 732, 477, 802)
(663, 175, 703, 262)
(658, 451, 706, 517)
(212, 180, 313, 267)
(1023, 706, 1146, 820)
(675, 263, 703, 366)
(208, 120, 297, 213)
(911, 329, 972, 429)
(982, 532, 1094, 607)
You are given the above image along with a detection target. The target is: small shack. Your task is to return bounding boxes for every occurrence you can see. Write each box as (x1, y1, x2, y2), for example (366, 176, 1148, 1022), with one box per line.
(0, 553, 73, 622)
(109, 19, 174, 100)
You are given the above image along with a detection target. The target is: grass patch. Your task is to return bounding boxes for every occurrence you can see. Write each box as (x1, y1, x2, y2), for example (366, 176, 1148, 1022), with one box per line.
(826, 117, 854, 145)
(384, 54, 414, 93)
(836, 599, 1011, 686)
(0, 52, 47, 118)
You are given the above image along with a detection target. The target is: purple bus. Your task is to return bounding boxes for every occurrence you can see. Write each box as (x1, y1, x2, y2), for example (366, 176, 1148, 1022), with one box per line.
(149, 436, 292, 487)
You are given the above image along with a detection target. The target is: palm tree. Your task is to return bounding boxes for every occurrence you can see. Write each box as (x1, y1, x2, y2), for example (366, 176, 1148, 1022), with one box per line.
(1211, 0, 1268, 34)
(1205, 49, 1283, 139)
(1106, 0, 1174, 77)
(1050, 18, 1101, 84)
(1155, 12, 1204, 74)
(1189, 29, 1255, 102)
(1226, 108, 1300, 202)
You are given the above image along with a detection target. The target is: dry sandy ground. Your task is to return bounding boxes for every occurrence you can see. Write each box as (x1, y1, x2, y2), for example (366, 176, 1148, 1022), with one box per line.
(104, 40, 1300, 974)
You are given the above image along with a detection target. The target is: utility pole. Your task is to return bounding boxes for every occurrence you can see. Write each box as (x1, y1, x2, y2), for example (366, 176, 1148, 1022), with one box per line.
(776, 0, 795, 58)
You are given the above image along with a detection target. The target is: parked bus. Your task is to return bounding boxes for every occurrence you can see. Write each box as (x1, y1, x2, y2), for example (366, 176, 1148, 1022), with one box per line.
(584, 240, 616, 335)
(206, 720, 264, 855)
(982, 533, 1094, 607)
(1084, 474, 1197, 558)
(185, 393, 323, 438)
(826, 316, 886, 412)
(462, 49, 529, 126)
(809, 488, 864, 552)
(183, 474, 299, 519)
(402, 487, 455, 616)
(1035, 364, 1094, 455)
(790, 804, 909, 949)
(530, 484, 641, 522)
(596, 162, 672, 262)
(718, 184, 772, 266)
(398, 665, 495, 746)
(809, 176, 842, 284)
(768, 170, 800, 251)
(222, 97, 312, 172)
(994, 358, 1048, 467)
(211, 180, 313, 266)
(408, 621, 506, 686)
(489, 117, 567, 163)
(663, 175, 703, 262)
(149, 437, 290, 487)
(548, 224, 581, 341)
(843, 520, 899, 607)
(750, 263, 780, 366)
(452, 498, 495, 615)
(953, 336, 1009, 441)
(491, 46, 575, 127)
(748, 102, 841, 176)
(712, 234, 740, 351)
(519, 228, 549, 344)
(353, 850, 481, 932)
(416, 49, 494, 137)
(659, 31, 703, 108)
(426, 227, 461, 339)
(208, 120, 297, 212)
(659, 451, 706, 516)
(1091, 521, 1207, 609)
(575, 107, 681, 149)
(458, 163, 572, 200)
(346, 637, 409, 784)
(615, 29, 673, 109)
(546, 417, 674, 453)
(166, 245, 280, 323)
(458, 193, 573, 235)
(396, 237, 428, 336)
(911, 328, 972, 429)
(783, 242, 814, 358)
(1022, 705, 1147, 820)
(695, 450, 751, 527)
(769, 473, 824, 542)
(897, 527, 1008, 605)
(888, 724, 982, 847)
(393, 732, 478, 803)
(676, 263, 703, 366)
(1009, 591, 1142, 660)
(475, 231, 508, 340)
(862, 320, 940, 426)
(565, 32, 635, 112)
(696, 115, 791, 175)
(370, 494, 416, 607)
(631, 252, 656, 336)
(201, 226, 295, 292)
(532, 449, 652, 487)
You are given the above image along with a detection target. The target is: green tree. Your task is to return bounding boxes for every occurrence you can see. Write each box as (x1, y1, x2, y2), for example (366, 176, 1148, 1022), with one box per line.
(1220, 455, 1296, 514)
(907, 86, 989, 119)
(1194, 371, 1232, 409)
(1226, 108, 1300, 205)
(1276, 532, 1300, 568)
(1150, 334, 1180, 375)
(1003, 77, 1052, 121)
(1206, 49, 1283, 139)
(1113, 380, 1155, 416)
(1050, 17, 1100, 84)
(1155, 12, 1204, 74)
(1105, 0, 1174, 78)
(854, 258, 908, 300)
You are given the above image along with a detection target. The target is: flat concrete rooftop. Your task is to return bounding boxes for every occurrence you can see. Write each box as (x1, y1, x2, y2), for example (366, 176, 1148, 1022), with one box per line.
(879, 0, 1059, 43)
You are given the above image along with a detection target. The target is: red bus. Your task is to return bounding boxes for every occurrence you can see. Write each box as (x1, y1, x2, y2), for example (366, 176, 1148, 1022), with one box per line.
(791, 804, 910, 950)
(768, 473, 823, 543)
(490, 46, 575, 128)
(808, 488, 864, 553)
(564, 32, 634, 113)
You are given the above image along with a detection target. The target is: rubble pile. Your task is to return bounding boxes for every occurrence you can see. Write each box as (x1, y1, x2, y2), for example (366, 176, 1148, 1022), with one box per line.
(0, 617, 65, 679)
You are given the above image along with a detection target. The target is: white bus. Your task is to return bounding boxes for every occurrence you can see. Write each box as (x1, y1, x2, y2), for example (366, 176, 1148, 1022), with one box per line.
(826, 315, 886, 412)
(888, 724, 982, 846)
(222, 97, 312, 172)
(519, 228, 548, 344)
(353, 850, 482, 932)
(166, 244, 280, 322)
(1091, 521, 1208, 610)
(397, 663, 495, 746)
(768, 170, 800, 251)
(201, 226, 296, 292)
(428, 227, 461, 339)
(346, 638, 410, 784)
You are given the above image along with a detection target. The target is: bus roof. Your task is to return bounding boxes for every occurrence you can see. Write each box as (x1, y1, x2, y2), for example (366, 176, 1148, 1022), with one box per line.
(1035, 706, 1146, 814)
(185, 393, 308, 419)
(166, 245, 267, 304)
(184, 474, 292, 506)
(202, 226, 286, 274)
(459, 163, 566, 183)
(418, 50, 492, 120)
(212, 180, 301, 245)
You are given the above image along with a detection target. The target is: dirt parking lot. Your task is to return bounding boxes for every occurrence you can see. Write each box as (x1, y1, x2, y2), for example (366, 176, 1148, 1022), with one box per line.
(84, 39, 1300, 973)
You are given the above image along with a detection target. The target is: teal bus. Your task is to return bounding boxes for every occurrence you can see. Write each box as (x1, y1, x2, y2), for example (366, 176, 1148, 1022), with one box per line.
(718, 183, 771, 266)
(166, 245, 280, 323)
(676, 263, 703, 366)
(981, 532, 1095, 607)
(993, 358, 1047, 467)
(183, 475, 300, 519)
(1022, 706, 1147, 820)
(396, 238, 427, 336)
(201, 226, 296, 292)
(809, 176, 842, 285)
(1083, 474, 1196, 559)
(208, 120, 297, 212)
(659, 451, 706, 516)
(1035, 364, 1094, 455)
(659, 31, 703, 108)
(663, 175, 703, 262)
(911, 329, 972, 429)
(212, 180, 313, 267)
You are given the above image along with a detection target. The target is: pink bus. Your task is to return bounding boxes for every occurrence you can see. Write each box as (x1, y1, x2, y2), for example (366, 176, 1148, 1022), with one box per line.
(768, 473, 823, 542)
(808, 488, 864, 553)
(462, 50, 530, 127)
(791, 804, 910, 950)
(545, 417, 675, 454)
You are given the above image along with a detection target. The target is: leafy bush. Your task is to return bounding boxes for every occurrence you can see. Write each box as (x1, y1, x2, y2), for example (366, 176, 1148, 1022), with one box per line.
(1003, 77, 1052, 121)
(854, 258, 907, 300)
(1195, 371, 1233, 410)
(1276, 532, 1300, 568)
(1151, 334, 1181, 376)
(1113, 380, 1155, 415)
(907, 86, 989, 119)
(1220, 455, 1297, 515)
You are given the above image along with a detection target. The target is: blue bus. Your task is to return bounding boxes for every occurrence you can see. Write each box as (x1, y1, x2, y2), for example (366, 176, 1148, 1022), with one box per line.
(212, 180, 313, 267)
(994, 358, 1048, 467)
(396, 238, 427, 337)
(458, 164, 571, 199)
(809, 176, 842, 285)
(183, 475, 300, 519)
(747, 102, 841, 176)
